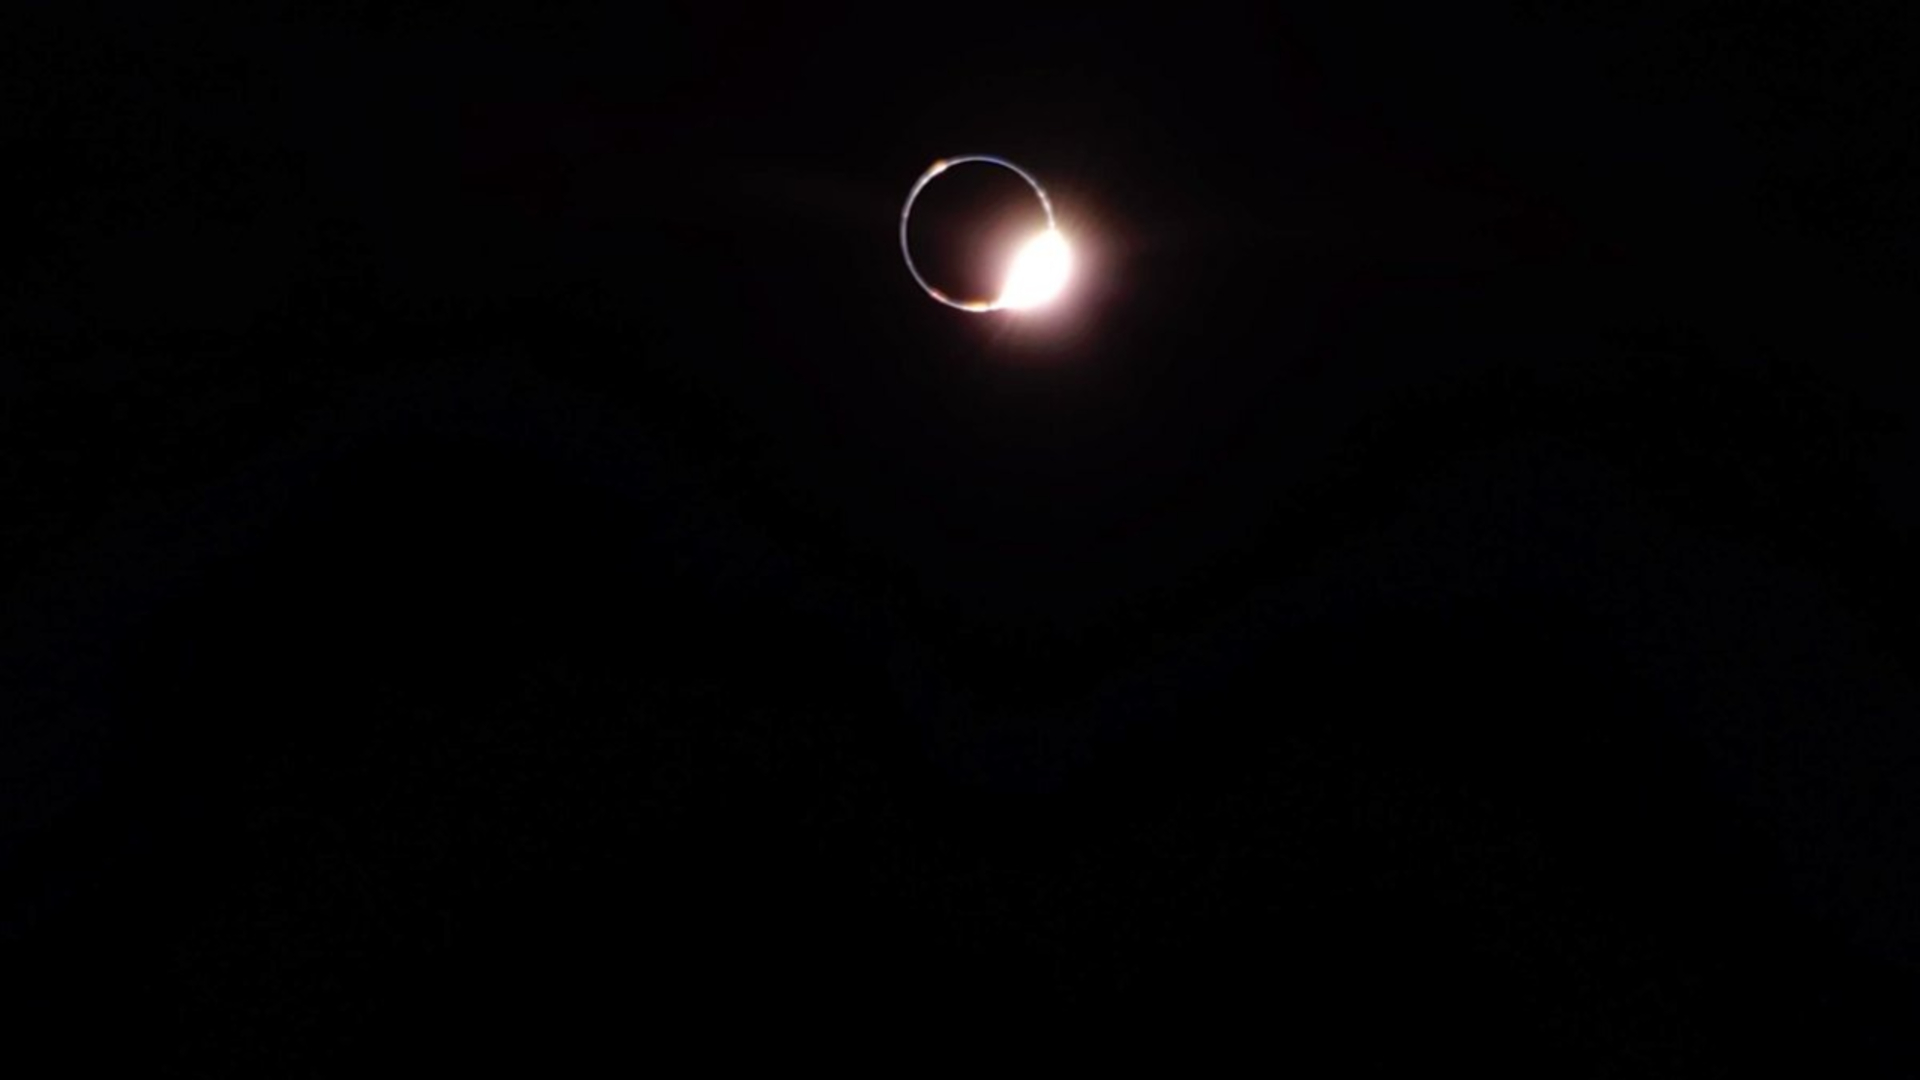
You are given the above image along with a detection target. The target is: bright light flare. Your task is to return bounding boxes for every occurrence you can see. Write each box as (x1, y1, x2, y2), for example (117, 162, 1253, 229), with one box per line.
(997, 228, 1072, 311)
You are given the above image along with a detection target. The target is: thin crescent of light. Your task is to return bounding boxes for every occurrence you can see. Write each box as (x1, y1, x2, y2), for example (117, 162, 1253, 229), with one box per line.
(899, 154, 1058, 313)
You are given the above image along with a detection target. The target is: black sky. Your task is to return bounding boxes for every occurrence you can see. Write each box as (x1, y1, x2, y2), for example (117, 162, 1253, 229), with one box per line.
(8, 1, 1920, 1072)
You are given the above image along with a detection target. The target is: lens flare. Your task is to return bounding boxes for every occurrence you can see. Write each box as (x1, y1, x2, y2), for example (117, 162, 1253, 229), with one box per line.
(900, 155, 1070, 314)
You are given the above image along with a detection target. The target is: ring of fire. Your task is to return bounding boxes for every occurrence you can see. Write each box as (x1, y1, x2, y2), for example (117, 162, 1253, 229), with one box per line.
(899, 155, 1072, 314)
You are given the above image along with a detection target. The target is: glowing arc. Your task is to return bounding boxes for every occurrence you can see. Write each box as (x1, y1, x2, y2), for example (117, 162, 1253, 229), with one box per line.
(899, 155, 1066, 313)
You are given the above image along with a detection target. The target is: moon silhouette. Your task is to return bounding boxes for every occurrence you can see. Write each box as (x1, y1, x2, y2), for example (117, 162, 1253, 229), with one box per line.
(899, 155, 1071, 313)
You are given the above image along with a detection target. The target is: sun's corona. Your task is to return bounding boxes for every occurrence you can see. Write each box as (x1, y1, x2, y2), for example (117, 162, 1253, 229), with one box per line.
(899, 155, 1071, 314)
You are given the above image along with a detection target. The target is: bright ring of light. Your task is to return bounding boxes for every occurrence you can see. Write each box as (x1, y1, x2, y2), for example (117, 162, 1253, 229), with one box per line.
(899, 154, 1067, 313)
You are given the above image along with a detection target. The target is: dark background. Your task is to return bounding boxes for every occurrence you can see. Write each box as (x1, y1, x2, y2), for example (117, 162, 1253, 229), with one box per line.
(8, 1, 1920, 1072)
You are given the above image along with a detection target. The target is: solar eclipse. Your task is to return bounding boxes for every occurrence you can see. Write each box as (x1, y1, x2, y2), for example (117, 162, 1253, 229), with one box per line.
(899, 155, 1072, 314)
